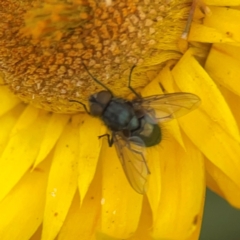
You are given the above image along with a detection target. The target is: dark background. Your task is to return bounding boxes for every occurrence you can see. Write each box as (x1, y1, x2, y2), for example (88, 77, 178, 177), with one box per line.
(200, 189, 240, 240)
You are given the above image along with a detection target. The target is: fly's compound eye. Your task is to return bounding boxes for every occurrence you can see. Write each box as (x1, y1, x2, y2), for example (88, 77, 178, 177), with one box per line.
(89, 91, 112, 116)
(90, 103, 104, 116)
(96, 91, 112, 105)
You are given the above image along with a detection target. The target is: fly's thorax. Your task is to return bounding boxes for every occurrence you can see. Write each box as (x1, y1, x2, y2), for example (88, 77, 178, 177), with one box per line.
(102, 98, 139, 131)
(132, 114, 162, 147)
(89, 90, 112, 116)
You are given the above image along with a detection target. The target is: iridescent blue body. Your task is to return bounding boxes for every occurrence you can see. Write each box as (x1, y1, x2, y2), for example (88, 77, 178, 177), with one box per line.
(101, 98, 138, 132)
(89, 92, 161, 147)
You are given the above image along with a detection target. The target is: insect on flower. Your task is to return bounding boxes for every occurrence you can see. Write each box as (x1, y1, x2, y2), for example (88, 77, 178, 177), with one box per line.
(70, 64, 201, 194)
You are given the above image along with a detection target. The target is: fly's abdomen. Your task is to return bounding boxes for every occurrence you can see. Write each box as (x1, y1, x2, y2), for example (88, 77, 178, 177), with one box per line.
(140, 123, 161, 147)
(132, 114, 162, 147)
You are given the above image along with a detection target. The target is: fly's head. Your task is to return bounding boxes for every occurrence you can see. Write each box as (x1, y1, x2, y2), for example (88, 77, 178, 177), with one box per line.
(89, 90, 112, 116)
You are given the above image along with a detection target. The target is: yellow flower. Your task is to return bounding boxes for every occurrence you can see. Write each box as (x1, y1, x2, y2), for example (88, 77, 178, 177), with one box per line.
(0, 0, 240, 240)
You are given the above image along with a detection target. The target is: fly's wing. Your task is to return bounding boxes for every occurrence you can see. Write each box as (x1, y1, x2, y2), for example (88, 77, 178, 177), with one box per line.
(113, 133, 150, 194)
(133, 92, 200, 122)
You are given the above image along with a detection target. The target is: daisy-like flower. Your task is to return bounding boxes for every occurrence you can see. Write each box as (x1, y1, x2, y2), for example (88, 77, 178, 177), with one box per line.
(0, 0, 240, 239)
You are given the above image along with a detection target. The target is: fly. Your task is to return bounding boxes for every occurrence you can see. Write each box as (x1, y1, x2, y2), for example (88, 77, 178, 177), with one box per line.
(70, 64, 200, 194)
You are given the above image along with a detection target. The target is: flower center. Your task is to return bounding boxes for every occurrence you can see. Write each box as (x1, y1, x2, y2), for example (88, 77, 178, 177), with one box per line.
(0, 0, 190, 113)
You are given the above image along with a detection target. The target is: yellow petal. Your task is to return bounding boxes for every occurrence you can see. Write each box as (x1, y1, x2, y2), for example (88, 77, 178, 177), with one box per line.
(205, 0, 240, 6)
(189, 6, 240, 44)
(171, 49, 240, 207)
(146, 146, 162, 224)
(0, 87, 20, 117)
(172, 48, 240, 143)
(100, 141, 143, 239)
(205, 165, 225, 198)
(204, 6, 240, 43)
(58, 166, 101, 240)
(42, 117, 79, 240)
(157, 64, 186, 149)
(205, 158, 240, 207)
(10, 105, 39, 136)
(78, 114, 105, 203)
(34, 113, 70, 167)
(129, 197, 152, 240)
(205, 43, 240, 97)
(189, 22, 237, 44)
(179, 109, 240, 207)
(30, 225, 42, 240)
(151, 134, 205, 239)
(216, 83, 240, 129)
(141, 71, 164, 97)
(0, 158, 50, 240)
(0, 107, 51, 202)
(185, 193, 205, 240)
(0, 104, 25, 155)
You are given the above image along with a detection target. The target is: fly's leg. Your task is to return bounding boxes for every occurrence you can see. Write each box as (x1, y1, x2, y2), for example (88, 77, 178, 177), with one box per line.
(69, 99, 90, 114)
(98, 133, 114, 147)
(128, 65, 142, 99)
(82, 62, 141, 99)
(82, 63, 113, 94)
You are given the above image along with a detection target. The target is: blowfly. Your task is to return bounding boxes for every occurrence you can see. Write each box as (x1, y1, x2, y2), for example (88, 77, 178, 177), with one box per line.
(70, 65, 200, 194)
